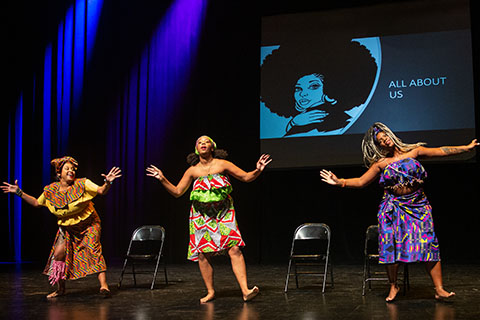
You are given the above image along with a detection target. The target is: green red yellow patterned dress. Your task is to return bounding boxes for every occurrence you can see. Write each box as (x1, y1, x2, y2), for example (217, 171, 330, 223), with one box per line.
(188, 173, 245, 261)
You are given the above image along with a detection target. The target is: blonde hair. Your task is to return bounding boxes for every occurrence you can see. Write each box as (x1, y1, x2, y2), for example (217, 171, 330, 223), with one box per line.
(361, 122, 426, 167)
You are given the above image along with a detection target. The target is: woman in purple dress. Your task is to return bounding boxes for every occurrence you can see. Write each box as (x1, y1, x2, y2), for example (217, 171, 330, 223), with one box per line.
(320, 122, 478, 302)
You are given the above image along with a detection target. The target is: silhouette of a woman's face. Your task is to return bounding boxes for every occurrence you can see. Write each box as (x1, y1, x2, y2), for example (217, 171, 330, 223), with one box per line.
(294, 74, 325, 111)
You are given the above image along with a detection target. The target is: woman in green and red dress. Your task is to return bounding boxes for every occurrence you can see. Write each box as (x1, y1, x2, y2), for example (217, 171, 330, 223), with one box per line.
(2, 156, 121, 298)
(146, 136, 271, 303)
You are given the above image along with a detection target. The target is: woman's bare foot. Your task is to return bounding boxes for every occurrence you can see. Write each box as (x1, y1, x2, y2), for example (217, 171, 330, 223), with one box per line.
(46, 289, 65, 299)
(435, 287, 455, 301)
(385, 284, 400, 302)
(99, 287, 111, 298)
(243, 286, 259, 302)
(200, 291, 215, 303)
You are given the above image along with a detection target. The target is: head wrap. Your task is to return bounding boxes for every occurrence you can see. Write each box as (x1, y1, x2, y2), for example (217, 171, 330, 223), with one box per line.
(195, 136, 217, 155)
(51, 156, 78, 174)
(372, 126, 382, 143)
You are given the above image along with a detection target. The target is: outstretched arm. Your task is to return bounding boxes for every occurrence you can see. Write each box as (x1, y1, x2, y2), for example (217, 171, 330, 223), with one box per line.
(320, 163, 381, 189)
(1, 180, 40, 207)
(223, 154, 272, 183)
(146, 165, 193, 198)
(97, 167, 122, 195)
(414, 139, 479, 158)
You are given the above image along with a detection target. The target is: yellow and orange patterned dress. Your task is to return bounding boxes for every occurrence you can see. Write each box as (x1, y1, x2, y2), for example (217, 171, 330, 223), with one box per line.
(38, 178, 106, 282)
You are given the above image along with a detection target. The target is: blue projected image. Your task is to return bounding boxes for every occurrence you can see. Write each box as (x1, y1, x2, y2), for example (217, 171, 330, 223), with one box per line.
(260, 1, 474, 168)
(260, 30, 475, 140)
(260, 38, 380, 139)
(347, 30, 475, 134)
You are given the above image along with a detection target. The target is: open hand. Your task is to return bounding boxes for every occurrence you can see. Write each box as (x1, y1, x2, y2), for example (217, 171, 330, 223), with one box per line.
(320, 169, 340, 186)
(256, 154, 272, 171)
(101, 167, 122, 184)
(146, 165, 164, 181)
(465, 139, 479, 151)
(1, 180, 20, 194)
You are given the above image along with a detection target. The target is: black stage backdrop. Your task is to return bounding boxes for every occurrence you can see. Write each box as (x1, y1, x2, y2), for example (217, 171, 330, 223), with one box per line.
(2, 0, 480, 265)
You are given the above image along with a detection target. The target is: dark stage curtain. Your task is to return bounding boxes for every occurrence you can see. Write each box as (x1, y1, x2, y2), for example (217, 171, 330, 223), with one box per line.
(3, 0, 104, 263)
(103, 0, 208, 261)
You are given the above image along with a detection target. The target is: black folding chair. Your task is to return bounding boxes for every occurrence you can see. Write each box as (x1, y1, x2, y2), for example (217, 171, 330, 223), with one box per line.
(285, 223, 334, 293)
(362, 224, 409, 295)
(118, 225, 168, 290)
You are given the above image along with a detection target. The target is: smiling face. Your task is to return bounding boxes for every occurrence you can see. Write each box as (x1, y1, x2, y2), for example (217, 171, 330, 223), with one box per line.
(195, 136, 215, 155)
(294, 74, 325, 110)
(376, 131, 394, 150)
(59, 161, 77, 184)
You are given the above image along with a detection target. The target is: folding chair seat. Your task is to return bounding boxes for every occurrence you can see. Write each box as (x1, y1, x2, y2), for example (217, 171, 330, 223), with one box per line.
(285, 223, 334, 293)
(118, 225, 168, 290)
(362, 224, 409, 295)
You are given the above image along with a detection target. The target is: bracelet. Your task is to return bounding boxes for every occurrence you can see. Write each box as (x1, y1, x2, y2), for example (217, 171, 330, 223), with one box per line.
(15, 188, 23, 197)
(286, 119, 296, 132)
(341, 179, 346, 188)
(104, 179, 112, 185)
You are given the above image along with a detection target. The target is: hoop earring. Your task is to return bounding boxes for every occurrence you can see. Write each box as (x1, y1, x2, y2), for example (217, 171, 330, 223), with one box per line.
(324, 95, 337, 105)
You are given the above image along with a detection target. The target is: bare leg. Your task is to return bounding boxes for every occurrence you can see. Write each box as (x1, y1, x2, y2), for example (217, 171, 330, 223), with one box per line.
(98, 272, 111, 297)
(47, 241, 66, 299)
(385, 263, 400, 302)
(228, 246, 259, 301)
(425, 261, 455, 299)
(98, 272, 109, 290)
(198, 252, 215, 303)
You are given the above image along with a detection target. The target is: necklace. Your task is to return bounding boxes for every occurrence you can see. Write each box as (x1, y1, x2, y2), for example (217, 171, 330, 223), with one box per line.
(200, 160, 214, 175)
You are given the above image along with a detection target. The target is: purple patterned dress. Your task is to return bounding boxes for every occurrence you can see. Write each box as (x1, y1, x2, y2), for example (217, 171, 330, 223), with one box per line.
(377, 158, 440, 264)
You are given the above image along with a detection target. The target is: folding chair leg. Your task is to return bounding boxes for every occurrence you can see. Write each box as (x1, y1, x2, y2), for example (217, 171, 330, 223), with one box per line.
(294, 262, 299, 289)
(362, 258, 368, 296)
(330, 261, 334, 288)
(132, 263, 137, 287)
(151, 256, 162, 290)
(367, 260, 372, 290)
(118, 258, 129, 289)
(403, 264, 410, 292)
(284, 259, 293, 293)
(322, 256, 329, 293)
(163, 261, 168, 285)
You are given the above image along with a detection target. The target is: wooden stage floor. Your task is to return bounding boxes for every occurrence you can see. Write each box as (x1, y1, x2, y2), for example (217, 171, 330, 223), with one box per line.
(1, 262, 479, 319)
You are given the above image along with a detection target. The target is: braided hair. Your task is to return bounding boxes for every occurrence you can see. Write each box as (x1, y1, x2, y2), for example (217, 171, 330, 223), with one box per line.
(361, 122, 426, 168)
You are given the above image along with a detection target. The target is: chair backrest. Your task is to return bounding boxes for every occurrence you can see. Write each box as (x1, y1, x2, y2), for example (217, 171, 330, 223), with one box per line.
(289, 223, 331, 256)
(132, 225, 165, 241)
(127, 225, 165, 256)
(364, 224, 379, 255)
(365, 225, 378, 241)
(294, 223, 330, 241)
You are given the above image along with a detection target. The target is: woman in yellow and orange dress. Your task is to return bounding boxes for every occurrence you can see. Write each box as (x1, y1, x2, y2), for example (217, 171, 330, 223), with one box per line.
(2, 156, 121, 298)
